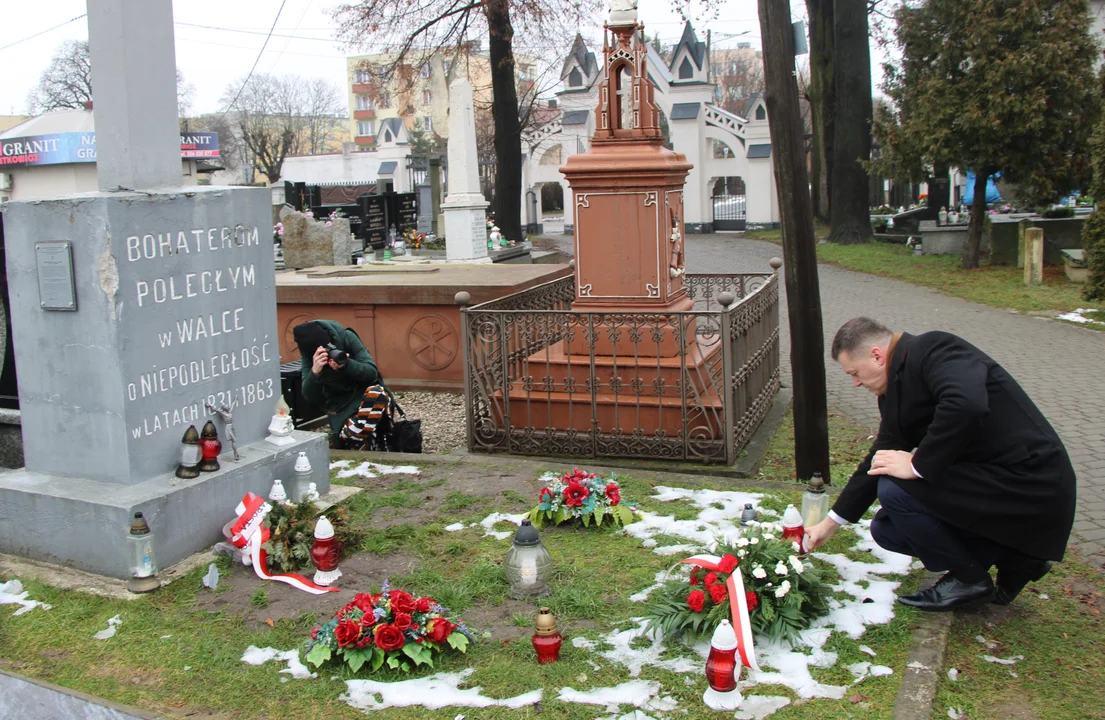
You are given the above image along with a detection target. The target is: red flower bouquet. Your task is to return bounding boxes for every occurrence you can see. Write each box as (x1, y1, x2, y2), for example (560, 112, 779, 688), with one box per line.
(529, 469, 640, 528)
(305, 581, 472, 673)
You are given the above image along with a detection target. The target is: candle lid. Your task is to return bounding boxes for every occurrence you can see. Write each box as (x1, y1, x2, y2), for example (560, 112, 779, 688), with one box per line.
(294, 451, 311, 473)
(314, 515, 335, 539)
(535, 607, 558, 635)
(781, 504, 804, 528)
(709, 619, 737, 651)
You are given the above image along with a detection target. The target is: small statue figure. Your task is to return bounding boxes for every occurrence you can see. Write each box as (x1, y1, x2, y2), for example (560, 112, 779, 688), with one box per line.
(489, 226, 503, 247)
(610, 0, 639, 24)
(304, 482, 320, 502)
(205, 401, 239, 461)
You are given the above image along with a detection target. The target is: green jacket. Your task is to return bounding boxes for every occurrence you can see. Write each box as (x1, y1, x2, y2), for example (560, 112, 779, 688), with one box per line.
(299, 319, 381, 433)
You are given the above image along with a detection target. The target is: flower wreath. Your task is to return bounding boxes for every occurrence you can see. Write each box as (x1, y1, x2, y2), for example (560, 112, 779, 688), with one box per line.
(527, 469, 640, 528)
(305, 581, 472, 673)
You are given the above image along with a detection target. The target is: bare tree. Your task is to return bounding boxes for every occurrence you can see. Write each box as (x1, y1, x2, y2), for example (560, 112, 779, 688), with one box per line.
(332, 0, 597, 243)
(29, 39, 197, 124)
(221, 73, 345, 183)
(27, 40, 92, 113)
(301, 78, 346, 155)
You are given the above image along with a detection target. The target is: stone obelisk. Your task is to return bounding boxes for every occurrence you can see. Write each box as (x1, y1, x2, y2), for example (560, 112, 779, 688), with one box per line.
(442, 78, 491, 261)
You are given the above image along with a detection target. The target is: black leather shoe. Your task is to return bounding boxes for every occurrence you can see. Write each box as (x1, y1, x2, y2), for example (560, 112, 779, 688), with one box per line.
(992, 558, 1053, 606)
(897, 572, 995, 611)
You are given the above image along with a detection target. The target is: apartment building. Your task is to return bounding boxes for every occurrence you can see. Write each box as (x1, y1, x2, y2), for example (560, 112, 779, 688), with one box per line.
(345, 44, 537, 149)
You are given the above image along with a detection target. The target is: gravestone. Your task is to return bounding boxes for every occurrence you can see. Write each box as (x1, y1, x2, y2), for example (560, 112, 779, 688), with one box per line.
(442, 79, 490, 261)
(0, 0, 329, 579)
(417, 184, 433, 234)
(279, 206, 355, 268)
(361, 194, 389, 249)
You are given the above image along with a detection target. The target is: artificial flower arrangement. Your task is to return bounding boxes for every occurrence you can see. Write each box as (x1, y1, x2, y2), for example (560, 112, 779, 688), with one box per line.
(402, 227, 426, 249)
(305, 581, 473, 673)
(527, 468, 640, 528)
(262, 499, 361, 574)
(644, 521, 833, 642)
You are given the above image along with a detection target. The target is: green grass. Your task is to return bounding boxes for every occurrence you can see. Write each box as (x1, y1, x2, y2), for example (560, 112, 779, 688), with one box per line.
(0, 413, 928, 719)
(935, 555, 1105, 719)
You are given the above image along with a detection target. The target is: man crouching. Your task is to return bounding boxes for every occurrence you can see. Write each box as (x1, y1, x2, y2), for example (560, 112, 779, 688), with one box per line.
(804, 317, 1075, 611)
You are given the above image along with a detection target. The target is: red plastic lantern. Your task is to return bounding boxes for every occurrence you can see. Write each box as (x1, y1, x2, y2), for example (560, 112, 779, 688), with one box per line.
(532, 607, 563, 664)
(703, 620, 743, 710)
(198, 421, 222, 472)
(310, 515, 342, 586)
(780, 504, 805, 550)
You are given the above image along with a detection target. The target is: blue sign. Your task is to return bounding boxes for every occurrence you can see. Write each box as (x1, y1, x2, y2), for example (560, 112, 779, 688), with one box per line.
(0, 132, 219, 167)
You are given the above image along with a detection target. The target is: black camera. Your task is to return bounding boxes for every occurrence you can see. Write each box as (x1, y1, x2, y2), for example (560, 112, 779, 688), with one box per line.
(325, 343, 349, 365)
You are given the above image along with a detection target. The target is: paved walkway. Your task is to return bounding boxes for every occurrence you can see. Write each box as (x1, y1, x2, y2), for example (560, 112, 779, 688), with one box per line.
(541, 231, 1105, 568)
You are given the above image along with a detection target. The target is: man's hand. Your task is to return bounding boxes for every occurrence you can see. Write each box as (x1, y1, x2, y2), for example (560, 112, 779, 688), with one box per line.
(311, 347, 329, 376)
(867, 449, 918, 480)
(804, 517, 840, 552)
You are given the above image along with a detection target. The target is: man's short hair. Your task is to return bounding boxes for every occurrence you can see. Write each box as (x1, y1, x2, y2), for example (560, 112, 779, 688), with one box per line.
(831, 317, 893, 360)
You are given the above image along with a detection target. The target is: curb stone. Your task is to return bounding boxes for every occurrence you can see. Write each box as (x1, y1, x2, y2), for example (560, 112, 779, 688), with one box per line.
(0, 669, 164, 720)
(892, 571, 953, 720)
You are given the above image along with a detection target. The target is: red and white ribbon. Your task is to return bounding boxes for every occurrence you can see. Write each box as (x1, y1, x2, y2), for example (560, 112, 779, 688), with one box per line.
(681, 554, 760, 672)
(228, 493, 338, 595)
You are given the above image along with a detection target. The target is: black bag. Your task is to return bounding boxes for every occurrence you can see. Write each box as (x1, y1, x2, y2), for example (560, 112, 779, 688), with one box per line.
(373, 397, 423, 454)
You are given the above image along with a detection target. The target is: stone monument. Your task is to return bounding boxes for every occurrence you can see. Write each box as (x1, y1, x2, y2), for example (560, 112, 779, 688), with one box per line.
(441, 79, 490, 261)
(0, 0, 329, 579)
(279, 206, 355, 269)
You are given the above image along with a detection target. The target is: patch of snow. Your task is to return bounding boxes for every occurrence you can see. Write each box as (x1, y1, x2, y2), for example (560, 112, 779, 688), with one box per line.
(907, 661, 928, 670)
(479, 512, 527, 540)
(572, 637, 598, 650)
(733, 695, 792, 719)
(848, 662, 892, 682)
(335, 461, 420, 479)
(444, 523, 467, 532)
(981, 654, 1023, 665)
(652, 544, 703, 557)
(859, 645, 877, 657)
(629, 569, 685, 603)
(557, 680, 674, 715)
(947, 668, 959, 681)
(0, 579, 52, 616)
(948, 709, 963, 720)
(585, 619, 702, 678)
(1039, 593, 1049, 600)
(93, 615, 121, 640)
(974, 635, 997, 650)
(1057, 309, 1105, 326)
(161, 635, 172, 639)
(241, 646, 317, 679)
(342, 669, 541, 711)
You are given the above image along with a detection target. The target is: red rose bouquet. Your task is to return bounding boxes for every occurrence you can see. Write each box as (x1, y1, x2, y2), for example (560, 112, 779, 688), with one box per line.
(305, 580, 472, 673)
(529, 468, 640, 528)
(644, 524, 833, 642)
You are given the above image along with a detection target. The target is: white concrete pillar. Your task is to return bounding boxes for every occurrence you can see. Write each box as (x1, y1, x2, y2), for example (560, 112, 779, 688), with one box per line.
(87, 0, 182, 191)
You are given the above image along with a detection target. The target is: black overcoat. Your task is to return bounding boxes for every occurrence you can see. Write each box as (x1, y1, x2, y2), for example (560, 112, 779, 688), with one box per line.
(832, 331, 1076, 561)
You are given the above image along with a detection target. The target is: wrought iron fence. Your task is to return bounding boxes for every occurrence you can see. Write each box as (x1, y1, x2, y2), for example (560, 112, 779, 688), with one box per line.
(460, 271, 780, 464)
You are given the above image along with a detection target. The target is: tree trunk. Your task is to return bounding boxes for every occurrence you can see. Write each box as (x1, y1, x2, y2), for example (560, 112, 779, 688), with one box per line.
(759, 0, 831, 483)
(828, 0, 873, 245)
(485, 0, 523, 242)
(963, 170, 989, 269)
(806, 0, 834, 223)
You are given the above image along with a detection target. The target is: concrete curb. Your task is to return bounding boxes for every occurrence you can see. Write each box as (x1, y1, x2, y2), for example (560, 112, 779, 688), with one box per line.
(0, 669, 165, 720)
(891, 571, 953, 720)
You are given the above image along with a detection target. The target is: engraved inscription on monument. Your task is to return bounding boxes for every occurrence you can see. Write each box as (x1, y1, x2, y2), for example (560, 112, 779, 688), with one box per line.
(35, 241, 77, 311)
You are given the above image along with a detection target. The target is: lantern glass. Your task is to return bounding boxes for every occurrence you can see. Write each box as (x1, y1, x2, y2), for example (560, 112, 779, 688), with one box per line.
(504, 543, 552, 598)
(128, 518, 157, 578)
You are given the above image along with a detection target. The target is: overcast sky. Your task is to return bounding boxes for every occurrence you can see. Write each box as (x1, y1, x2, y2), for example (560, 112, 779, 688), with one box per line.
(0, 0, 887, 117)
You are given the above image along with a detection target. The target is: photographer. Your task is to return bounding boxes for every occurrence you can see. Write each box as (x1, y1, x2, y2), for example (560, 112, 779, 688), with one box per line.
(293, 320, 384, 449)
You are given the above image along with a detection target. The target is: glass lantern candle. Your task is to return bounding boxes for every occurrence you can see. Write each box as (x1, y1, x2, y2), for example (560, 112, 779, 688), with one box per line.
(198, 421, 222, 472)
(780, 504, 805, 550)
(532, 607, 563, 663)
(801, 472, 830, 527)
(175, 425, 201, 479)
(504, 519, 552, 599)
(127, 512, 159, 593)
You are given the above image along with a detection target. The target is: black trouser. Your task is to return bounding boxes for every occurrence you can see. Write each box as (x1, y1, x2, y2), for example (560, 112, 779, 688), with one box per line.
(870, 478, 1004, 577)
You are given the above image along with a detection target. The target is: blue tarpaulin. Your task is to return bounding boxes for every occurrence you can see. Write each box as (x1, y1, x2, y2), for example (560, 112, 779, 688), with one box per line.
(963, 171, 1002, 205)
